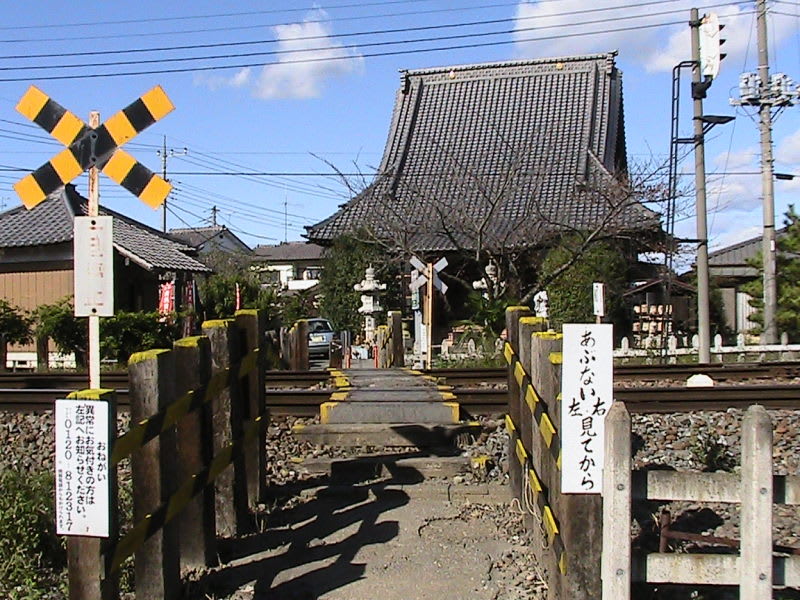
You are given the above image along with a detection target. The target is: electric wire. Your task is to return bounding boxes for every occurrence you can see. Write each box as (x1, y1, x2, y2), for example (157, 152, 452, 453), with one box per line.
(0, 0, 697, 62)
(0, 16, 757, 82)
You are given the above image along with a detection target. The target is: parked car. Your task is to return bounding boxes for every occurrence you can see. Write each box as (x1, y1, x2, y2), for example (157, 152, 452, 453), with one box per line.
(307, 318, 336, 358)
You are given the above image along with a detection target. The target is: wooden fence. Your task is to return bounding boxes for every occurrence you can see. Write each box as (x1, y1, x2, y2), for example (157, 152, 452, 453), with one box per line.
(280, 320, 309, 370)
(603, 402, 800, 598)
(65, 309, 266, 599)
(504, 306, 800, 598)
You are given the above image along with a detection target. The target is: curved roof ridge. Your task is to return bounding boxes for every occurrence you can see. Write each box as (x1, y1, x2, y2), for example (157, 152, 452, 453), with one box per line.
(400, 51, 618, 77)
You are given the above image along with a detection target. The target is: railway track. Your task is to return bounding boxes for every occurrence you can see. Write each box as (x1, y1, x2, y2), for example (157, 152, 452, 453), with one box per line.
(2, 382, 799, 414)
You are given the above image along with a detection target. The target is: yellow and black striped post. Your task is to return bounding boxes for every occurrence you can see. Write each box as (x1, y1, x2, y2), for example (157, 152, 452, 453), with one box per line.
(13, 85, 174, 209)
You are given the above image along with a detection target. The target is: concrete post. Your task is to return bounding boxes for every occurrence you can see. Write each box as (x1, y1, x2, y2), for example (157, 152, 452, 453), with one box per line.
(602, 401, 631, 600)
(128, 350, 181, 599)
(202, 320, 249, 537)
(235, 309, 267, 509)
(173, 336, 216, 569)
(740, 404, 773, 599)
(505, 306, 532, 500)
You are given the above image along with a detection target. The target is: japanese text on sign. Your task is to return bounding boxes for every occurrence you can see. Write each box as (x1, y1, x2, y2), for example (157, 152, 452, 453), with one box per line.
(55, 399, 110, 537)
(561, 324, 613, 494)
(73, 216, 114, 317)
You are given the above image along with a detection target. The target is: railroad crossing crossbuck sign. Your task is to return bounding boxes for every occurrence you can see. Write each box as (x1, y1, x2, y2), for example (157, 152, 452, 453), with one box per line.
(409, 255, 448, 295)
(13, 85, 175, 209)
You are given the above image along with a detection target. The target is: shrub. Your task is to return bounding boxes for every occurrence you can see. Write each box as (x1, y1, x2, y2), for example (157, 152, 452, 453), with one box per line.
(0, 470, 66, 598)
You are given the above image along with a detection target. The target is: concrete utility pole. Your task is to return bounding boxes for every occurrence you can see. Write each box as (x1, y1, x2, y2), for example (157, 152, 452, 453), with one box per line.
(756, 0, 778, 344)
(88, 111, 101, 389)
(691, 8, 712, 363)
(157, 136, 187, 232)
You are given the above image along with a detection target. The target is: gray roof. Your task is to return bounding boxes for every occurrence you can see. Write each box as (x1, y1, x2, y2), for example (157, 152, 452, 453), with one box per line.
(709, 229, 787, 278)
(169, 226, 251, 252)
(0, 185, 211, 273)
(252, 241, 324, 261)
(306, 53, 660, 252)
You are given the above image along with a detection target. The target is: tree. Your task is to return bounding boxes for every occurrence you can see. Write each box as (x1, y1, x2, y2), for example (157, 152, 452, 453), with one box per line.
(742, 205, 800, 342)
(539, 238, 628, 330)
(0, 300, 32, 372)
(280, 289, 319, 326)
(100, 311, 181, 364)
(318, 234, 403, 333)
(198, 271, 279, 322)
(34, 299, 87, 368)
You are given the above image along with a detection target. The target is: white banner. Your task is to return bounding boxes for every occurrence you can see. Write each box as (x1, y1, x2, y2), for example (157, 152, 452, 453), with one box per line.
(561, 324, 613, 494)
(55, 399, 110, 537)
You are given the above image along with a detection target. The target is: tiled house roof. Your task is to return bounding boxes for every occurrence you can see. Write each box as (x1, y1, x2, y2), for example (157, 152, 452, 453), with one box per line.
(306, 53, 660, 252)
(0, 185, 211, 273)
(169, 225, 251, 253)
(252, 241, 324, 261)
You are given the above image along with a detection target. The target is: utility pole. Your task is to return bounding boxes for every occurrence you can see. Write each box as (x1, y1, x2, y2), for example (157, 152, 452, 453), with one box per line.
(756, 0, 777, 344)
(732, 0, 800, 343)
(156, 135, 187, 233)
(210, 205, 218, 226)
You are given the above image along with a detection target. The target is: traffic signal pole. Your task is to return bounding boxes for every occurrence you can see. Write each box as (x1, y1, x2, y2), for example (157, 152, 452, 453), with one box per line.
(691, 9, 712, 364)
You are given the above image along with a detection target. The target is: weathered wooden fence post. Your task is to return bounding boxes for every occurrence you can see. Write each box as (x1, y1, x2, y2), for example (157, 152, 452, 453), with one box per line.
(235, 309, 267, 510)
(128, 350, 181, 599)
(173, 336, 217, 569)
(530, 332, 602, 599)
(602, 401, 631, 600)
(202, 319, 250, 536)
(65, 388, 118, 600)
(740, 404, 773, 599)
(504, 306, 532, 500)
(390, 310, 404, 367)
(295, 320, 309, 371)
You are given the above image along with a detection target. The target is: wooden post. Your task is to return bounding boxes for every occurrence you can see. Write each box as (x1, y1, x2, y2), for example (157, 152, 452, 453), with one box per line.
(740, 404, 773, 599)
(602, 401, 631, 600)
(87, 110, 100, 390)
(128, 350, 180, 599)
(202, 320, 250, 536)
(529, 334, 602, 600)
(296, 320, 309, 371)
(505, 306, 532, 500)
(66, 389, 118, 600)
(390, 310, 404, 367)
(235, 309, 267, 509)
(173, 336, 217, 569)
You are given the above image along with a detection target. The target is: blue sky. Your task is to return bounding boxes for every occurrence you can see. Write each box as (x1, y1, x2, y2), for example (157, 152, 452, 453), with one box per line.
(0, 0, 799, 257)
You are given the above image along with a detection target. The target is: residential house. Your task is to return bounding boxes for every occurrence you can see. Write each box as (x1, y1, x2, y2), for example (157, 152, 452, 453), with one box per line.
(0, 184, 211, 368)
(169, 225, 251, 257)
(251, 241, 324, 292)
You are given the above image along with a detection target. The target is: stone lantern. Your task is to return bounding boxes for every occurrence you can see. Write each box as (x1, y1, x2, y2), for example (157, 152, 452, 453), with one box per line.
(354, 266, 386, 344)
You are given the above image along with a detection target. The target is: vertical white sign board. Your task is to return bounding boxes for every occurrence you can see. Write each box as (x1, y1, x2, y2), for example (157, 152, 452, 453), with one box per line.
(74, 216, 114, 317)
(592, 282, 605, 318)
(561, 324, 613, 494)
(55, 399, 110, 537)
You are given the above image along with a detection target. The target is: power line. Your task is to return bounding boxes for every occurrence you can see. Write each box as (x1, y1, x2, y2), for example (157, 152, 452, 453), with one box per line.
(0, 16, 732, 82)
(0, 0, 690, 62)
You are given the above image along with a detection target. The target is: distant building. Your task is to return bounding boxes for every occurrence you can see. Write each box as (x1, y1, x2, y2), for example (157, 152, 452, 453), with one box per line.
(251, 242, 324, 292)
(707, 232, 786, 338)
(169, 225, 251, 255)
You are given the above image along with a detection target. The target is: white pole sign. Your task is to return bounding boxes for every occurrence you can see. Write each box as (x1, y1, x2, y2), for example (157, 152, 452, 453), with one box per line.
(55, 399, 110, 537)
(592, 282, 605, 318)
(74, 216, 114, 317)
(561, 323, 613, 494)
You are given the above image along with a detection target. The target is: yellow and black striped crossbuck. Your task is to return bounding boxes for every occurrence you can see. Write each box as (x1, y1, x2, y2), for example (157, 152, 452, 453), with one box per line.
(13, 85, 174, 209)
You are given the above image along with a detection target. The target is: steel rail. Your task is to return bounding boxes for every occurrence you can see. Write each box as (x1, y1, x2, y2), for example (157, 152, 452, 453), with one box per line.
(3, 385, 800, 415)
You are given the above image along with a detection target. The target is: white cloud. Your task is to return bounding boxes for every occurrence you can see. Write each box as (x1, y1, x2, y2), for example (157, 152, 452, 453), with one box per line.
(194, 10, 363, 99)
(709, 223, 762, 252)
(513, 1, 797, 73)
(193, 68, 251, 91)
(776, 127, 800, 165)
(253, 10, 364, 99)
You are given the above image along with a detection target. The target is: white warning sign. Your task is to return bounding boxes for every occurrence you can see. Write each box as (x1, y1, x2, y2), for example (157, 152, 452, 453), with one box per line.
(55, 399, 110, 537)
